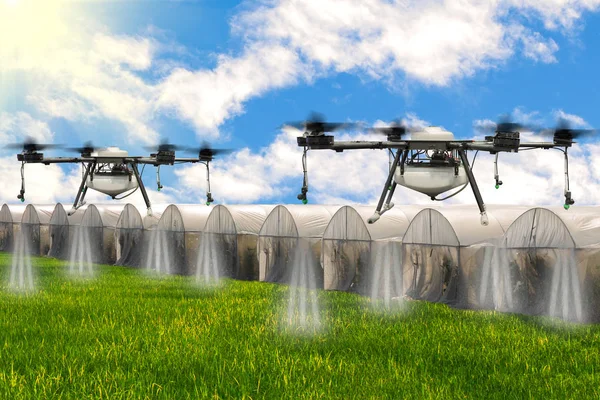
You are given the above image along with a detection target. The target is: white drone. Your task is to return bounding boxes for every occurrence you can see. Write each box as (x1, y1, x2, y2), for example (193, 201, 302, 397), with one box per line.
(292, 113, 595, 225)
(9, 140, 231, 216)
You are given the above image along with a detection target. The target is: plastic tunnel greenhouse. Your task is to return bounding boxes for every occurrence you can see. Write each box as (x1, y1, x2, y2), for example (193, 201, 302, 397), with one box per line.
(48, 203, 70, 259)
(20, 204, 53, 256)
(401, 206, 518, 306)
(321, 205, 419, 295)
(492, 206, 600, 323)
(71, 204, 125, 264)
(258, 205, 341, 287)
(114, 204, 144, 267)
(200, 205, 274, 280)
(145, 204, 213, 275)
(0, 204, 54, 255)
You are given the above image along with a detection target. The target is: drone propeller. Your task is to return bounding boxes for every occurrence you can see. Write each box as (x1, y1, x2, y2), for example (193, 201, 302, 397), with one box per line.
(539, 118, 598, 145)
(186, 141, 233, 161)
(476, 115, 538, 136)
(367, 119, 414, 140)
(285, 112, 360, 134)
(144, 138, 187, 153)
(5, 137, 62, 153)
(66, 141, 100, 155)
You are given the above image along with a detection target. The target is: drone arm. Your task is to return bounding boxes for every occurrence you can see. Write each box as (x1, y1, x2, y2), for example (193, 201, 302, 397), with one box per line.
(303, 141, 406, 151)
(131, 162, 152, 216)
(458, 149, 488, 226)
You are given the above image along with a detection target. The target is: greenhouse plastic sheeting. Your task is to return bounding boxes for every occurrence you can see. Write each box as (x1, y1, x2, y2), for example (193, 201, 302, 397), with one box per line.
(146, 204, 213, 275)
(258, 205, 341, 286)
(322, 205, 417, 294)
(48, 203, 70, 259)
(71, 204, 126, 264)
(115, 204, 144, 267)
(0, 204, 15, 251)
(200, 205, 275, 280)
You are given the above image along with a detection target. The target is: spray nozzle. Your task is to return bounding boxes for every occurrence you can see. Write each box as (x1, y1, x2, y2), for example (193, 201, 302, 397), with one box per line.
(480, 212, 489, 226)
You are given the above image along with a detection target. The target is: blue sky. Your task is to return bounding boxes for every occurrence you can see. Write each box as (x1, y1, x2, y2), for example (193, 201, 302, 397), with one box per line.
(2, 0, 600, 209)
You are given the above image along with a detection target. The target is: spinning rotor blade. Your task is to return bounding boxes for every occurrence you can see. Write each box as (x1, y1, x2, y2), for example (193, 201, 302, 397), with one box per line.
(66, 141, 100, 155)
(368, 119, 412, 138)
(186, 141, 234, 160)
(539, 117, 598, 144)
(5, 137, 62, 152)
(284, 112, 360, 134)
(477, 114, 536, 135)
(144, 138, 187, 153)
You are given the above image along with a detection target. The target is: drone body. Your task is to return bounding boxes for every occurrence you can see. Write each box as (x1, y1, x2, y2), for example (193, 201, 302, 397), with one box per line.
(83, 147, 139, 197)
(393, 127, 468, 197)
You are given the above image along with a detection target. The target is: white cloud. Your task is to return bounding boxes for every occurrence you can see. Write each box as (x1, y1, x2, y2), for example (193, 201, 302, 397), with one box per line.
(554, 109, 590, 127)
(504, 0, 600, 30)
(0, 112, 54, 144)
(3, 0, 600, 141)
(0, 2, 160, 145)
(157, 44, 308, 136)
(159, 0, 600, 134)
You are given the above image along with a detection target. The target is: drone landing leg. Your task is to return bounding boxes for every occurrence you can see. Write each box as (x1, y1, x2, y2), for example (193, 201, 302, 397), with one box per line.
(368, 149, 403, 224)
(68, 162, 93, 216)
(458, 149, 489, 226)
(79, 186, 89, 207)
(381, 150, 408, 213)
(132, 163, 152, 216)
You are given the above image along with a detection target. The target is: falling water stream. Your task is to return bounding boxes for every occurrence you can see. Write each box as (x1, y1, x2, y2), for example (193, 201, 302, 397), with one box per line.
(479, 243, 514, 312)
(284, 239, 321, 334)
(369, 241, 404, 311)
(145, 229, 171, 276)
(196, 233, 223, 287)
(548, 250, 583, 322)
(479, 244, 584, 322)
(68, 226, 95, 278)
(9, 232, 35, 292)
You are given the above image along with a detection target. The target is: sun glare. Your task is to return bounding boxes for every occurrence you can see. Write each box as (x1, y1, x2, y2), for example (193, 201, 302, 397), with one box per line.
(0, 0, 77, 68)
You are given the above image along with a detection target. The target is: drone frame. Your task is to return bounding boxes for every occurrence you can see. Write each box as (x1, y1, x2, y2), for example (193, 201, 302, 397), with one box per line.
(297, 130, 575, 226)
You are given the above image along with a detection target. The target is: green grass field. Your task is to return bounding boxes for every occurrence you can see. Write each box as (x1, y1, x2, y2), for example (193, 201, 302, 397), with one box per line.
(0, 253, 599, 399)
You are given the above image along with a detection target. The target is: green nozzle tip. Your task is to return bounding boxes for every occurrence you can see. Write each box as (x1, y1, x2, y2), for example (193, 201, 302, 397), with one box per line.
(206, 202, 210, 206)
(20, 198, 24, 203)
(564, 204, 570, 210)
(302, 199, 308, 204)
(158, 187, 161, 191)
(495, 184, 499, 189)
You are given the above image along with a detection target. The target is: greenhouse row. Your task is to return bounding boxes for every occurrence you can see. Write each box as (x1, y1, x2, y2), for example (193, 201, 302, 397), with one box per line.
(2, 202, 600, 322)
